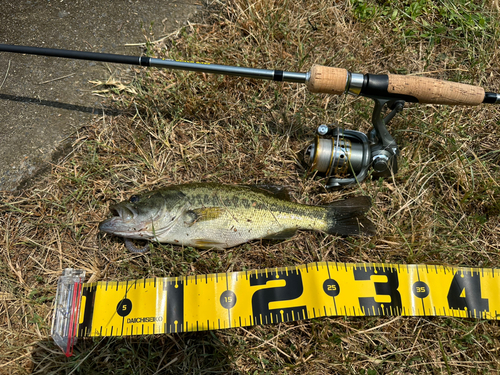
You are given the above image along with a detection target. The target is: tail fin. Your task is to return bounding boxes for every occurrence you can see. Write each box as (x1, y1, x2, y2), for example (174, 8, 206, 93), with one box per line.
(325, 196, 376, 236)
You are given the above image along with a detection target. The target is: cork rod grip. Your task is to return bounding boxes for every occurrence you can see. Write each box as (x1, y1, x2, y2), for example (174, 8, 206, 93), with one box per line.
(387, 74, 485, 105)
(307, 65, 348, 95)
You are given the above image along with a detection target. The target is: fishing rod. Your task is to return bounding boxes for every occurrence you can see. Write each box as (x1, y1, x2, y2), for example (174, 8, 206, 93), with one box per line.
(2, 44, 499, 187)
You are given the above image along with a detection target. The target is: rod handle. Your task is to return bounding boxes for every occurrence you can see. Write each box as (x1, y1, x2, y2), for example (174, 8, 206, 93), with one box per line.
(307, 64, 486, 105)
(307, 65, 348, 95)
(387, 74, 485, 105)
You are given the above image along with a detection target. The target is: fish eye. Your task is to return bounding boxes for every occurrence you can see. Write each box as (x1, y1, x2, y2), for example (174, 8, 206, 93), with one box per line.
(129, 195, 139, 203)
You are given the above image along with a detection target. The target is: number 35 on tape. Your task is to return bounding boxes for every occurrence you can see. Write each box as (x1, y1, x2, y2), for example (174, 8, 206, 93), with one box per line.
(74, 262, 500, 338)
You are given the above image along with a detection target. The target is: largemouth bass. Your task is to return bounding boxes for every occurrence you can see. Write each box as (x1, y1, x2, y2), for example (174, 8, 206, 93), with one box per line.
(99, 183, 375, 252)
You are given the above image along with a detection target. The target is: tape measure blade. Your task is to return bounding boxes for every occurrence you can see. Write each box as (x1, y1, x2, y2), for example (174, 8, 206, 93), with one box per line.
(74, 262, 500, 340)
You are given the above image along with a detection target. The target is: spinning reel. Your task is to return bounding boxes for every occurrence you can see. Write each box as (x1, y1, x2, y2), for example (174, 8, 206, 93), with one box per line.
(305, 98, 405, 188)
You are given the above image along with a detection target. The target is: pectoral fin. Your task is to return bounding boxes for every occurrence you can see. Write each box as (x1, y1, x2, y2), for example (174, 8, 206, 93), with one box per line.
(192, 207, 224, 220)
(183, 207, 224, 227)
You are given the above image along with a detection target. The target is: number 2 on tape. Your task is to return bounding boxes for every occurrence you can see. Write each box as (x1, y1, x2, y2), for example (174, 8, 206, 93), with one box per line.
(250, 268, 307, 325)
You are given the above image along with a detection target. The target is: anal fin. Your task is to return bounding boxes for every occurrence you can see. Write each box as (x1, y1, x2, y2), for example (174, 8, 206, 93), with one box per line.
(192, 239, 227, 250)
(262, 228, 297, 240)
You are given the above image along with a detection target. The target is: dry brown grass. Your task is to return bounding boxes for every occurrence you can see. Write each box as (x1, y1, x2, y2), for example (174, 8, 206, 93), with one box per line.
(1, 0, 500, 373)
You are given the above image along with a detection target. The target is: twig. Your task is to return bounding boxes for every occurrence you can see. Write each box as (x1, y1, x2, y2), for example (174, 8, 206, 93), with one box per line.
(38, 73, 75, 85)
(0, 59, 11, 89)
(0, 352, 31, 369)
(353, 316, 402, 335)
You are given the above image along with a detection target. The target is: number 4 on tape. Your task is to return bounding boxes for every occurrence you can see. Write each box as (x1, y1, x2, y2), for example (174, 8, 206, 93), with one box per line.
(68, 262, 500, 338)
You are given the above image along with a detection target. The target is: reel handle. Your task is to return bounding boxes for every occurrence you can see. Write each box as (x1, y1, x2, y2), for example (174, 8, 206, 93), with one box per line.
(307, 64, 486, 105)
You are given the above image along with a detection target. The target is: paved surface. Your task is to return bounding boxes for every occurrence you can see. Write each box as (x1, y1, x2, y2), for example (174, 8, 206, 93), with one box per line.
(0, 0, 206, 191)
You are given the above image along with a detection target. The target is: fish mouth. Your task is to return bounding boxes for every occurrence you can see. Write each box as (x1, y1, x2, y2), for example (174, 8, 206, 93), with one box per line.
(98, 203, 148, 237)
(109, 204, 137, 221)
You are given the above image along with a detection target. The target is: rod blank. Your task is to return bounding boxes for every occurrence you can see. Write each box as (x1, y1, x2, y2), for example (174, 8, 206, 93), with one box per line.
(0, 44, 307, 84)
(148, 58, 307, 83)
(0, 44, 144, 65)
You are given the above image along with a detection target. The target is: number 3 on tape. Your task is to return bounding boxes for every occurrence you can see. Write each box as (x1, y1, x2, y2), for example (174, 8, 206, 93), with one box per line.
(73, 263, 500, 338)
(353, 266, 402, 316)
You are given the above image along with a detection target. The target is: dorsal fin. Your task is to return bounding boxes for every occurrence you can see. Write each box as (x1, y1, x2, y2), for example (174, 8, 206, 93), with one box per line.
(246, 184, 292, 201)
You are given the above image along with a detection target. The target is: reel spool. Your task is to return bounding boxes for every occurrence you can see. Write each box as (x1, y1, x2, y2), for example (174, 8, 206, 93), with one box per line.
(305, 128, 371, 188)
(305, 99, 404, 188)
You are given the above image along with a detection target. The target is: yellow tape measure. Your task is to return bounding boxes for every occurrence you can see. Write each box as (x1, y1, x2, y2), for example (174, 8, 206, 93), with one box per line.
(51, 262, 500, 355)
(72, 262, 499, 340)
